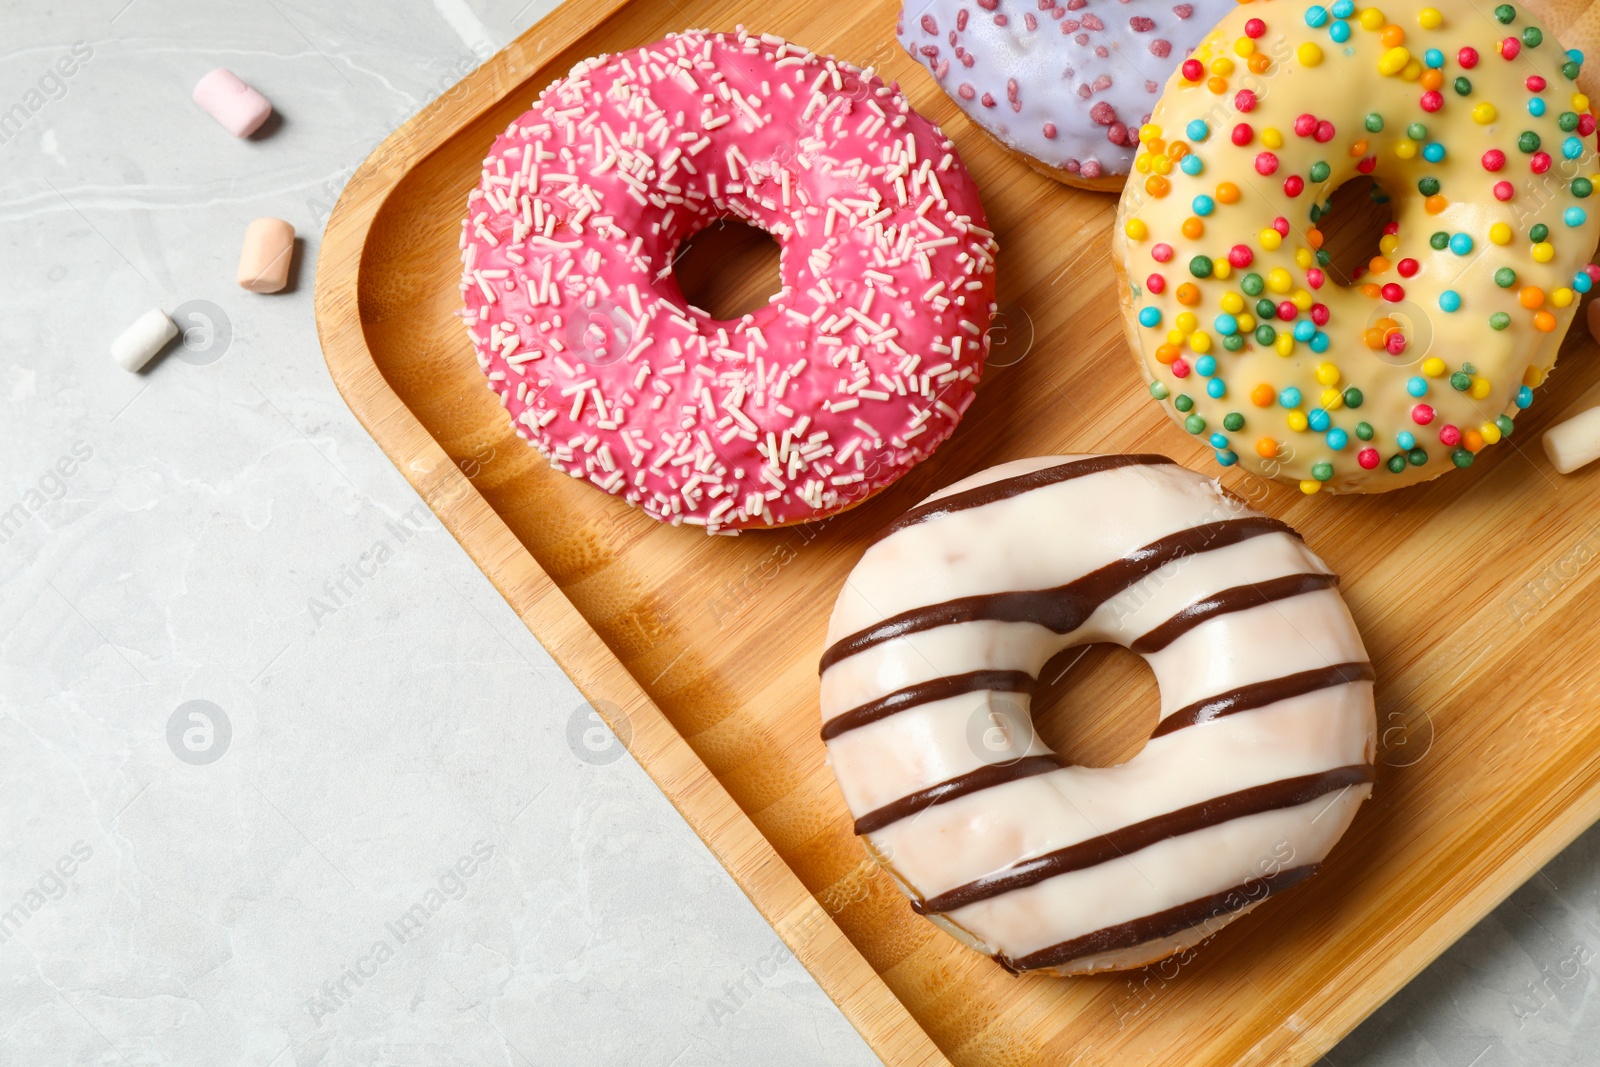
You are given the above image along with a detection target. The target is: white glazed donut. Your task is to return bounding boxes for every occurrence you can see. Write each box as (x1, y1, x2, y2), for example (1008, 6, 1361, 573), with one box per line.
(819, 454, 1376, 975)
(896, 0, 1233, 190)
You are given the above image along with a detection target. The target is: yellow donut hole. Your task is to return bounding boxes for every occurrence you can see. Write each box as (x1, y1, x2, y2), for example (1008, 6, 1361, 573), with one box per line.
(1297, 42, 1324, 67)
(1287, 410, 1310, 432)
(1418, 6, 1442, 28)
(1315, 362, 1341, 386)
(1532, 242, 1556, 263)
(1267, 268, 1293, 293)
(1489, 222, 1512, 245)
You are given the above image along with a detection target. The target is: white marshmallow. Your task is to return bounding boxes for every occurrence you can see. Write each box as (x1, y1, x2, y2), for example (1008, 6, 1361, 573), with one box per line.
(1543, 405, 1600, 474)
(111, 307, 178, 373)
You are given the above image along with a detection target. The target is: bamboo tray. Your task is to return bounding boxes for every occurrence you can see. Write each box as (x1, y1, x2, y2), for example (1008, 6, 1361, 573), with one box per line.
(314, 0, 1600, 1062)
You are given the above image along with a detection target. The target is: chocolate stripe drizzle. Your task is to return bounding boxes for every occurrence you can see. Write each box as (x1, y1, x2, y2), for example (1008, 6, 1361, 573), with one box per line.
(1129, 572, 1341, 654)
(994, 863, 1322, 974)
(819, 515, 1300, 673)
(1153, 662, 1376, 739)
(820, 670, 1036, 742)
(871, 454, 1177, 544)
(853, 755, 1066, 836)
(912, 763, 1374, 915)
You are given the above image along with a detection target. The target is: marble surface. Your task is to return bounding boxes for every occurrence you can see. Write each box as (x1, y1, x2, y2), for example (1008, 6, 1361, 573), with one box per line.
(2, 1, 1599, 1065)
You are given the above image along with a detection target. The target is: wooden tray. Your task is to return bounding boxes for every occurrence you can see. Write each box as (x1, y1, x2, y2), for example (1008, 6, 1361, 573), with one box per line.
(314, 1, 1600, 1062)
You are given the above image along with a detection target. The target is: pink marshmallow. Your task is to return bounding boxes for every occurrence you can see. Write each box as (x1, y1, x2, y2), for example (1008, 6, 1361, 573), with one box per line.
(192, 68, 272, 138)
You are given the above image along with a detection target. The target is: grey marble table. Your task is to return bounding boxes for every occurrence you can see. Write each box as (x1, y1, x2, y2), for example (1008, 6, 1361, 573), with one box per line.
(1, 1, 1597, 1064)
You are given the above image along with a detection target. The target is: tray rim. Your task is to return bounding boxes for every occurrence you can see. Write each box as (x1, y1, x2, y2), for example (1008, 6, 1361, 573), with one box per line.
(310, 1, 1600, 1063)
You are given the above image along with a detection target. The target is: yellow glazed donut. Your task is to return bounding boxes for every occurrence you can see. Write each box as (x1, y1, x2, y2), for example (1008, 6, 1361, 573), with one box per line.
(1114, 0, 1600, 493)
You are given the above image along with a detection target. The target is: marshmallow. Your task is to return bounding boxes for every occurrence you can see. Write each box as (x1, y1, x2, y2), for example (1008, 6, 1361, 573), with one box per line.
(111, 308, 178, 373)
(238, 217, 295, 293)
(1544, 406, 1600, 474)
(193, 68, 272, 138)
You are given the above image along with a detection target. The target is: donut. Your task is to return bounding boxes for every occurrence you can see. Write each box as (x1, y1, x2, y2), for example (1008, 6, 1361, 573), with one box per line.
(896, 0, 1233, 190)
(458, 30, 999, 532)
(1114, 0, 1600, 494)
(819, 454, 1375, 975)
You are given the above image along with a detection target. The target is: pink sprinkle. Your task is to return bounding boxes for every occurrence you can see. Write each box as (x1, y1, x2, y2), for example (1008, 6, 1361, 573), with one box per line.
(1235, 89, 1258, 113)
(1228, 244, 1254, 268)
(1386, 331, 1407, 355)
(980, 92, 996, 107)
(1245, 17, 1265, 37)
(1459, 47, 1480, 69)
(1397, 258, 1419, 278)
(1173, 3, 1193, 17)
(1277, 300, 1297, 321)
(1025, 13, 1038, 30)
(1494, 180, 1515, 200)
(1284, 175, 1305, 196)
(1381, 283, 1405, 303)
(1358, 448, 1381, 470)
(1532, 152, 1552, 174)
(1383, 222, 1401, 236)
(921, 14, 938, 33)
(1412, 404, 1435, 425)
(1042, 122, 1058, 139)
(957, 83, 976, 100)
(1150, 39, 1172, 58)
(1107, 122, 1130, 145)
(1581, 115, 1597, 137)
(1357, 155, 1377, 174)
(1081, 14, 1104, 30)
(1420, 90, 1443, 112)
(1090, 101, 1116, 125)
(1273, 217, 1291, 236)
(1314, 120, 1336, 143)
(1439, 425, 1462, 447)
(1307, 268, 1325, 289)
(1152, 243, 1174, 263)
(1482, 148, 1506, 171)
(1501, 37, 1520, 60)
(1146, 273, 1166, 293)
(1130, 15, 1155, 31)
(1182, 58, 1204, 81)
(1081, 159, 1102, 178)
(1171, 358, 1191, 378)
(1255, 152, 1278, 175)
(1294, 113, 1318, 137)
(1232, 122, 1253, 145)
(1527, 74, 1546, 92)
(995, 13, 1009, 25)
(1310, 303, 1330, 325)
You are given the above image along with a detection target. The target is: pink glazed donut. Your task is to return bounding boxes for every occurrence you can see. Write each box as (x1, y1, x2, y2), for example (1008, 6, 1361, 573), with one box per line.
(459, 29, 999, 532)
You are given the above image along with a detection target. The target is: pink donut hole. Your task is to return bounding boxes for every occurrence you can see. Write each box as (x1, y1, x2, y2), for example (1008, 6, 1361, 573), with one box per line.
(193, 68, 273, 138)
